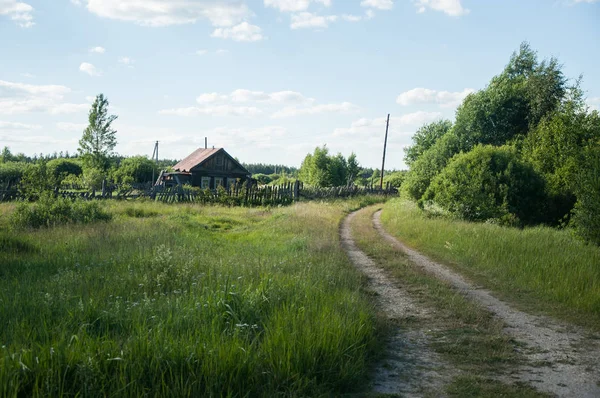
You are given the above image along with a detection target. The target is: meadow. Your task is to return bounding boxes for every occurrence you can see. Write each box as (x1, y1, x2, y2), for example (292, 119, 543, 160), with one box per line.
(0, 197, 383, 397)
(380, 199, 600, 329)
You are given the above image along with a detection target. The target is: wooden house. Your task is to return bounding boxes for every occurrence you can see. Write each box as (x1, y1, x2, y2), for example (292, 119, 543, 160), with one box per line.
(172, 148, 251, 189)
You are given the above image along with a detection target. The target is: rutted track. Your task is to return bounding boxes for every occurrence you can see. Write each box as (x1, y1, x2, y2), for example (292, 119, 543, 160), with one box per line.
(371, 209, 600, 398)
(340, 211, 451, 396)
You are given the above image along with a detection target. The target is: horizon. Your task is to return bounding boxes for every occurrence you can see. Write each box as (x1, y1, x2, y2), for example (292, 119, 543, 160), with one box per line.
(1, 0, 599, 170)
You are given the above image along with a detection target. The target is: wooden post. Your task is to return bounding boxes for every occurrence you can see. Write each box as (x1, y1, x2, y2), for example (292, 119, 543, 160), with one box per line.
(380, 113, 390, 190)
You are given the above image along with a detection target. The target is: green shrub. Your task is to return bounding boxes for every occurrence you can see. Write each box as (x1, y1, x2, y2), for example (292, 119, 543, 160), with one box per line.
(571, 145, 600, 245)
(82, 167, 105, 190)
(383, 170, 407, 188)
(11, 194, 111, 229)
(254, 173, 273, 185)
(112, 156, 157, 184)
(423, 145, 546, 225)
(46, 158, 83, 186)
(0, 162, 26, 187)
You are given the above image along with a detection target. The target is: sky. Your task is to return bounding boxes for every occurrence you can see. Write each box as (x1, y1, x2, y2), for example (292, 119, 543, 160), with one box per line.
(1, 0, 599, 170)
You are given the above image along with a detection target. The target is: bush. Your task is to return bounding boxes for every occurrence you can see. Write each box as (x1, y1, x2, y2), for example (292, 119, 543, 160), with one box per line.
(571, 146, 600, 245)
(82, 167, 105, 190)
(254, 173, 273, 185)
(46, 158, 83, 186)
(112, 156, 157, 184)
(0, 162, 26, 187)
(383, 171, 407, 188)
(11, 194, 111, 229)
(423, 145, 546, 225)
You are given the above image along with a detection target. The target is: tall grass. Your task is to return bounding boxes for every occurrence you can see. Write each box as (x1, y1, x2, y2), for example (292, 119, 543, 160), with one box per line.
(0, 199, 377, 397)
(380, 199, 600, 329)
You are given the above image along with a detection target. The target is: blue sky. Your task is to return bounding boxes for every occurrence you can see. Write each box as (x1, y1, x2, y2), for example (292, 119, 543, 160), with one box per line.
(1, 0, 599, 169)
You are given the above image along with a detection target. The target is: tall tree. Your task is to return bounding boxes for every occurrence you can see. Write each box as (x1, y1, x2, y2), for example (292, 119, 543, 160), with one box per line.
(78, 94, 118, 171)
(403, 120, 452, 166)
(346, 152, 361, 185)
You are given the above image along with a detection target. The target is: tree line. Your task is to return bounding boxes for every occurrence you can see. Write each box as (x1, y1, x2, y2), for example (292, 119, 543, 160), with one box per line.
(401, 43, 599, 245)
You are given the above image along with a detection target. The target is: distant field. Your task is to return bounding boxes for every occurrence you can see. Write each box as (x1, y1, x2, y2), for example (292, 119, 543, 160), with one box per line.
(0, 198, 382, 397)
(380, 199, 600, 329)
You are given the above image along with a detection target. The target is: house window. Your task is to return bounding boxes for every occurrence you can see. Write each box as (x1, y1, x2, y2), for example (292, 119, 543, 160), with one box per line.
(215, 177, 224, 187)
(201, 177, 211, 189)
(228, 178, 237, 188)
(215, 155, 223, 167)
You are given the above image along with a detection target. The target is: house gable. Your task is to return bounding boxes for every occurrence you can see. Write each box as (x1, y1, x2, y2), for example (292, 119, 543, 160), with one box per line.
(174, 148, 249, 176)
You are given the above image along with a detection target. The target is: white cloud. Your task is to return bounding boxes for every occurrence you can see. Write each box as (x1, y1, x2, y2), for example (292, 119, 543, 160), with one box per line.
(83, 0, 252, 27)
(118, 57, 134, 68)
(196, 92, 228, 103)
(232, 89, 312, 104)
(195, 89, 313, 105)
(0, 80, 89, 115)
(572, 0, 600, 3)
(56, 122, 87, 132)
(290, 12, 337, 29)
(196, 49, 208, 55)
(89, 46, 105, 54)
(79, 62, 102, 76)
(70, 0, 82, 5)
(271, 102, 358, 118)
(159, 105, 262, 117)
(216, 49, 230, 55)
(0, 120, 41, 130)
(360, 0, 393, 10)
(264, 0, 331, 12)
(396, 87, 475, 108)
(162, 88, 346, 118)
(342, 14, 362, 22)
(333, 111, 443, 137)
(414, 0, 469, 16)
(0, 0, 34, 27)
(587, 97, 600, 112)
(211, 22, 264, 42)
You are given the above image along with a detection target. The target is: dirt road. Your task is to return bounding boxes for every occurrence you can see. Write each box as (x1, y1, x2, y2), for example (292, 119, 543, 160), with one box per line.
(340, 208, 600, 397)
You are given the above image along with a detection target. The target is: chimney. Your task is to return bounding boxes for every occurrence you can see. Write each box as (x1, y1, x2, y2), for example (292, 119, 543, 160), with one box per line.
(205, 137, 207, 149)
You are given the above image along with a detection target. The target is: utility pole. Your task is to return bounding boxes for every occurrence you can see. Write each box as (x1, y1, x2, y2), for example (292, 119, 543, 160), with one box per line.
(151, 141, 159, 184)
(379, 114, 390, 190)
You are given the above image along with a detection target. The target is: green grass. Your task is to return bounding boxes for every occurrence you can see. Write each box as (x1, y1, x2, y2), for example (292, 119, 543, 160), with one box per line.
(0, 198, 384, 397)
(350, 206, 548, 397)
(380, 198, 600, 330)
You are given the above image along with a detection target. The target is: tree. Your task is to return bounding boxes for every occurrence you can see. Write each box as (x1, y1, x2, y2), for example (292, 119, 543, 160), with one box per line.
(571, 144, 600, 245)
(112, 156, 157, 184)
(346, 152, 361, 185)
(329, 153, 348, 187)
(78, 94, 118, 171)
(404, 120, 452, 166)
(298, 146, 332, 187)
(46, 158, 83, 186)
(1, 147, 16, 163)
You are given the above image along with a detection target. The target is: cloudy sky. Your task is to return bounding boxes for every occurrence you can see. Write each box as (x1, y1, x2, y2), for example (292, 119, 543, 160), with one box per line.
(1, 0, 599, 169)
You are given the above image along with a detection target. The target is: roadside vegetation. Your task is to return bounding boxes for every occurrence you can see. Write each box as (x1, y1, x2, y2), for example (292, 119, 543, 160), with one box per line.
(401, 43, 600, 245)
(380, 199, 600, 330)
(0, 197, 383, 397)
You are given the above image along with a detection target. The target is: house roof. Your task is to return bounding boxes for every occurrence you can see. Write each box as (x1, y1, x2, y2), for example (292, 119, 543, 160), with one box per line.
(173, 147, 249, 174)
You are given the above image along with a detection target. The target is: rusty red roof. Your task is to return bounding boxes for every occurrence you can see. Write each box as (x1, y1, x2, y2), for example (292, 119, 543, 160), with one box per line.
(173, 147, 222, 172)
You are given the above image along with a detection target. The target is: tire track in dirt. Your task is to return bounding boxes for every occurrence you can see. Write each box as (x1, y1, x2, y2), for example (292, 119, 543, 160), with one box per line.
(340, 211, 452, 396)
(373, 209, 600, 398)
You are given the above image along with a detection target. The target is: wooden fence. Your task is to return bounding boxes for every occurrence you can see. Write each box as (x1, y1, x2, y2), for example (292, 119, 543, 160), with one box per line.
(0, 180, 397, 206)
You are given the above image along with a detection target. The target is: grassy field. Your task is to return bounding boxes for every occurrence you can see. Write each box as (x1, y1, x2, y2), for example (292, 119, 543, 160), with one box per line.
(380, 198, 600, 330)
(350, 206, 547, 397)
(0, 198, 383, 397)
